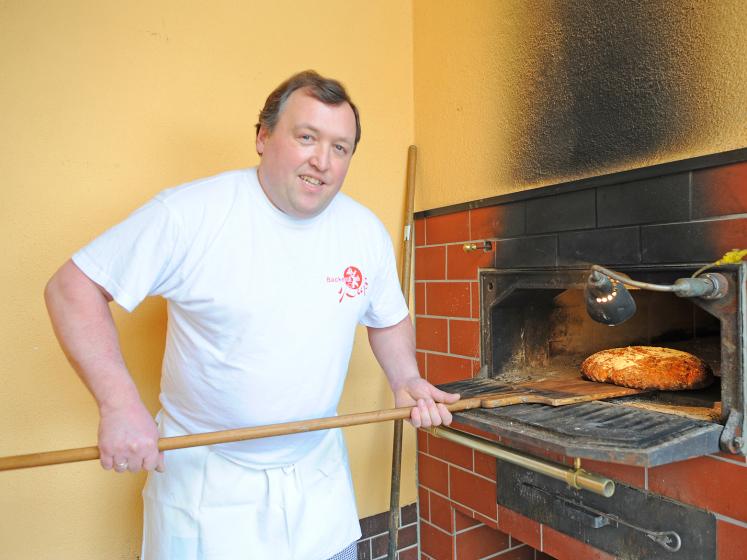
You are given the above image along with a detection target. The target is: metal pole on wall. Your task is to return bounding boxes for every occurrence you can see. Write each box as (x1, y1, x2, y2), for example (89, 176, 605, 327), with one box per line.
(387, 145, 417, 560)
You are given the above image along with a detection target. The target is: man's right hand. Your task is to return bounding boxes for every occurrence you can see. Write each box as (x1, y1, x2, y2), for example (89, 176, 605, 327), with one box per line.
(98, 399, 164, 473)
(45, 260, 164, 474)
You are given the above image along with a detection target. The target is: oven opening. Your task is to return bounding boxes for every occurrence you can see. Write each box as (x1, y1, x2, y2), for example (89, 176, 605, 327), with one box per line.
(487, 276, 723, 424)
(449, 264, 745, 466)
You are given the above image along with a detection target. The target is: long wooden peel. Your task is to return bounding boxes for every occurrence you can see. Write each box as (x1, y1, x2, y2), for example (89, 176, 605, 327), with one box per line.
(0, 380, 643, 472)
(388, 144, 419, 560)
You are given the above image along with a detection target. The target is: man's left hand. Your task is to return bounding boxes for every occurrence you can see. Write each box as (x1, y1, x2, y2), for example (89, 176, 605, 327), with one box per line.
(393, 377, 460, 428)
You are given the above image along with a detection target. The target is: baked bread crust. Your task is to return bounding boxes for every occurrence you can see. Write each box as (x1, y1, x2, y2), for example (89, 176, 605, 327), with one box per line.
(580, 346, 714, 390)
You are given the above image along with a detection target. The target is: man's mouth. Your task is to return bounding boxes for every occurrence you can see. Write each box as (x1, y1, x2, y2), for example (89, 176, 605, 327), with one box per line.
(300, 175, 323, 187)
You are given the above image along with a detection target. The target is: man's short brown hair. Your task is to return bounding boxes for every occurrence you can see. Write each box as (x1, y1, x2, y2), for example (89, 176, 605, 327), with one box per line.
(256, 70, 361, 152)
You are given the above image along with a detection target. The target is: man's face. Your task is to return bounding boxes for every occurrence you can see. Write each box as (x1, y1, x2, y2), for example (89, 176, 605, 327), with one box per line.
(256, 89, 357, 219)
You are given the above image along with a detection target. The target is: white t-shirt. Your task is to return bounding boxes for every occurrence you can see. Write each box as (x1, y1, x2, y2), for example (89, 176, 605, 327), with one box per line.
(73, 168, 408, 467)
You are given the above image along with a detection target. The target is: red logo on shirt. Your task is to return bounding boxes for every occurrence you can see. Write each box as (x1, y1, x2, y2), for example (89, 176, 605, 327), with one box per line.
(327, 266, 368, 302)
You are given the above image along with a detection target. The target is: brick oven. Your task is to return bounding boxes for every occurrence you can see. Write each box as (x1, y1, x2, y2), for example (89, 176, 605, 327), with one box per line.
(414, 149, 747, 559)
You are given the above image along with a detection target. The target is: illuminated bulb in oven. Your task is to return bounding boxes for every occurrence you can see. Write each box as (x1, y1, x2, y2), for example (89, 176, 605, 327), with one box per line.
(596, 291, 619, 303)
(585, 268, 637, 326)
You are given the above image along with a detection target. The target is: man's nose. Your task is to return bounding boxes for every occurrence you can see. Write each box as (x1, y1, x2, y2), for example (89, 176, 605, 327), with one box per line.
(310, 145, 330, 172)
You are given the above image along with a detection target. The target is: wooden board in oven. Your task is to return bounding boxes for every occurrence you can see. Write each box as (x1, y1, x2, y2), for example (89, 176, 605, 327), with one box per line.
(469, 377, 647, 409)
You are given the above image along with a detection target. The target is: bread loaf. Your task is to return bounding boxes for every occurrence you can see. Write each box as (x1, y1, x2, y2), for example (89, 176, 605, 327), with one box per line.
(580, 346, 713, 390)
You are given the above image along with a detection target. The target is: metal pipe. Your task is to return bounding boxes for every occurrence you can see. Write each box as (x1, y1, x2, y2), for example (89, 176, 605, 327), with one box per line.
(590, 264, 727, 299)
(427, 426, 615, 498)
(591, 264, 676, 292)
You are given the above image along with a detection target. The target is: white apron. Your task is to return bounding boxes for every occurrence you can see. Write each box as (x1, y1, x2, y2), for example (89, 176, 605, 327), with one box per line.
(141, 412, 361, 560)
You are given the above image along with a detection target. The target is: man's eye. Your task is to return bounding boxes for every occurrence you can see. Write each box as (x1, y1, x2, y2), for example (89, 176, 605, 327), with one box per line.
(334, 144, 347, 154)
(299, 134, 313, 142)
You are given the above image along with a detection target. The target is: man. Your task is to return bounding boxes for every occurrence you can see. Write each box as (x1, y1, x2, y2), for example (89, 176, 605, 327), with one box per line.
(45, 70, 458, 559)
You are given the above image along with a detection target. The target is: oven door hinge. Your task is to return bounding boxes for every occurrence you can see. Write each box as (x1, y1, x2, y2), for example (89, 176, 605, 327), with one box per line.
(720, 409, 744, 454)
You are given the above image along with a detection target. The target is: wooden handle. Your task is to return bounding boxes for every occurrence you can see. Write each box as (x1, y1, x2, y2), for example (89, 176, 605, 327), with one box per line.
(401, 145, 417, 302)
(0, 381, 641, 472)
(389, 144, 420, 560)
(0, 397, 484, 472)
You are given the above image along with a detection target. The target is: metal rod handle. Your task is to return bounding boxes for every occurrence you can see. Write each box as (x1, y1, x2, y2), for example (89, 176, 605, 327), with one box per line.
(427, 426, 615, 497)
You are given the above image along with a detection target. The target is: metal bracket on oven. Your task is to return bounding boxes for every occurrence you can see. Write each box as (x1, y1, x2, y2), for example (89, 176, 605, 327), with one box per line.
(720, 409, 744, 454)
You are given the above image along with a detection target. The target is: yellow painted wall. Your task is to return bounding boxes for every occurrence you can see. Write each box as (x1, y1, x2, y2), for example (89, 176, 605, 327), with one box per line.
(413, 0, 747, 211)
(0, 2, 414, 558)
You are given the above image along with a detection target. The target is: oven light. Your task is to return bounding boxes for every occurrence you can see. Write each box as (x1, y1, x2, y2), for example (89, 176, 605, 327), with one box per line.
(585, 264, 728, 326)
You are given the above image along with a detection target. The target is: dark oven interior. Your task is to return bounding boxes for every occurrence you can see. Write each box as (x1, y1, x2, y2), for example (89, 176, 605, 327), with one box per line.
(485, 265, 723, 412)
(440, 263, 746, 466)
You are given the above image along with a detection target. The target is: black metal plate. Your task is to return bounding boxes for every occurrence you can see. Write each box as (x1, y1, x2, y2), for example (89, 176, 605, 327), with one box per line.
(498, 461, 716, 560)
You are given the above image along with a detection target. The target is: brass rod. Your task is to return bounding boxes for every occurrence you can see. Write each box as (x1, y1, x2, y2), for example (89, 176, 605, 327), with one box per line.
(427, 426, 615, 498)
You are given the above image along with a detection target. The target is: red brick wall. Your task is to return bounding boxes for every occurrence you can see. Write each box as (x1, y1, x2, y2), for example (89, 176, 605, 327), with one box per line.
(414, 185, 747, 559)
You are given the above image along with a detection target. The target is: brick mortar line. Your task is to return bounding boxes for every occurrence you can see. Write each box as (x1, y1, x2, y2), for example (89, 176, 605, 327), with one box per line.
(421, 518, 452, 537)
(420, 451, 497, 483)
(416, 506, 422, 559)
(468, 211, 473, 247)
(371, 543, 418, 560)
(714, 512, 747, 529)
(641, 212, 747, 226)
(453, 500, 498, 528)
(453, 518, 504, 538)
(417, 348, 481, 360)
(447, 456, 452, 510)
(427, 334, 481, 359)
(417, 314, 480, 322)
(444, 240, 449, 278)
(423, 276, 428, 312)
(417, 213, 747, 250)
(707, 453, 747, 467)
(539, 524, 544, 552)
(361, 520, 419, 541)
(422, 498, 531, 557)
(416, 314, 474, 322)
(481, 543, 531, 560)
(417, 240, 487, 249)
(420, 520, 537, 559)
(418, 232, 569, 248)
(419, 486, 497, 526)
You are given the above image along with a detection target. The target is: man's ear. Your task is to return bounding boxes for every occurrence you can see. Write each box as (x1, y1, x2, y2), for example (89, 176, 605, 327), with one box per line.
(256, 125, 270, 156)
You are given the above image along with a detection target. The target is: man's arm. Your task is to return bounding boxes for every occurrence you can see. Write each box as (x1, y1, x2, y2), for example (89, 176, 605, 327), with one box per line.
(367, 317, 460, 428)
(45, 260, 163, 473)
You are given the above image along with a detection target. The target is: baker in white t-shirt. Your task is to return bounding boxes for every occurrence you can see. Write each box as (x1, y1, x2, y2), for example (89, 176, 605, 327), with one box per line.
(45, 71, 459, 560)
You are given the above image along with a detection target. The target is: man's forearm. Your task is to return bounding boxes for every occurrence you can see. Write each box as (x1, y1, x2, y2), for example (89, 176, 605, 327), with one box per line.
(45, 260, 140, 411)
(366, 316, 420, 391)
